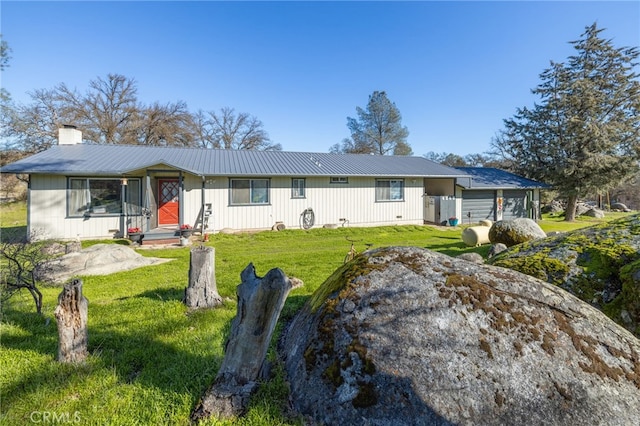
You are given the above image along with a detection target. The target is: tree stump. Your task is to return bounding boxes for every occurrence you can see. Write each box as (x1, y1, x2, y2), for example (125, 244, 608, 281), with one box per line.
(54, 278, 88, 363)
(191, 263, 292, 421)
(185, 246, 222, 308)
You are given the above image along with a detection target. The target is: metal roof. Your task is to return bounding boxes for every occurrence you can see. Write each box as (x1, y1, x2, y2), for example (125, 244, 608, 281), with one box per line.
(455, 167, 549, 189)
(1, 144, 469, 178)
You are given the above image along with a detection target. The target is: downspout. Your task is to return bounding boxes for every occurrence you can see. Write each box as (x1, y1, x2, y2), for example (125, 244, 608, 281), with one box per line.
(201, 175, 206, 236)
(120, 178, 127, 237)
(145, 173, 151, 232)
(178, 171, 184, 228)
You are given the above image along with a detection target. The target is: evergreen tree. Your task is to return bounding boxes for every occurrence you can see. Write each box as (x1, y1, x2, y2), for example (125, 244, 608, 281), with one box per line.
(493, 24, 640, 221)
(334, 91, 411, 155)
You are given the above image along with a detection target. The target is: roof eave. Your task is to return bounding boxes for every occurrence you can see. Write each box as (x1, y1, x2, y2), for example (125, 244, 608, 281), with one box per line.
(121, 160, 203, 176)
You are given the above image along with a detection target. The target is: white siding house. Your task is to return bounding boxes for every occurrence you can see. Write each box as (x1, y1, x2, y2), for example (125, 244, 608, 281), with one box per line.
(2, 130, 469, 241)
(2, 130, 549, 241)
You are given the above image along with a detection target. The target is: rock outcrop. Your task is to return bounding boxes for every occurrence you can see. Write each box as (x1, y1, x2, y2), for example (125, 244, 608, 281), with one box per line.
(541, 200, 564, 214)
(489, 218, 547, 247)
(612, 202, 631, 212)
(489, 213, 640, 337)
(40, 244, 171, 283)
(41, 244, 171, 283)
(280, 247, 640, 426)
(487, 243, 508, 259)
(583, 208, 605, 219)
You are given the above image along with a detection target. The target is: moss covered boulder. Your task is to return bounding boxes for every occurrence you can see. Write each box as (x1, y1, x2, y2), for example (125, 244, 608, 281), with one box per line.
(489, 214, 640, 337)
(489, 218, 547, 247)
(280, 247, 640, 425)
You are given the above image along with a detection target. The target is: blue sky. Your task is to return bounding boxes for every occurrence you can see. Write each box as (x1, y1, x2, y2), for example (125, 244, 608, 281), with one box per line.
(2, 1, 638, 156)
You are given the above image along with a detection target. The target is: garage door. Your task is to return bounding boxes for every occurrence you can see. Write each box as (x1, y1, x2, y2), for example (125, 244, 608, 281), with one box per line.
(462, 190, 495, 222)
(502, 190, 528, 220)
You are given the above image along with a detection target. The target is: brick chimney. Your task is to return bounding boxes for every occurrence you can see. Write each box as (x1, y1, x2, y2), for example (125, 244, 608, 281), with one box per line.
(58, 125, 82, 145)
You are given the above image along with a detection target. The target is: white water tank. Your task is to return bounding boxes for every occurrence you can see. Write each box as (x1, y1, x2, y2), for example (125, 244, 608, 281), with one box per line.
(462, 226, 491, 247)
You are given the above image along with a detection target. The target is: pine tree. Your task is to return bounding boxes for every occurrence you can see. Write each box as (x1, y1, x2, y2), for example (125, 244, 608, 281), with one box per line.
(334, 91, 411, 155)
(494, 24, 640, 220)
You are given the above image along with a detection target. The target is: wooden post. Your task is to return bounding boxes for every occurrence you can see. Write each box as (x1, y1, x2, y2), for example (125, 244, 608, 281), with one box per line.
(191, 263, 292, 421)
(54, 278, 88, 363)
(185, 246, 223, 308)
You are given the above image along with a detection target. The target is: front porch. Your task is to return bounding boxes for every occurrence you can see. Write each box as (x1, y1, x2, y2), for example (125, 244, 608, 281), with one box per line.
(131, 226, 197, 246)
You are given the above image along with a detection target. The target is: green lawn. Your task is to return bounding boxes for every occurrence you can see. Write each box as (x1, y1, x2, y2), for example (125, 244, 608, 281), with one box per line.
(0, 201, 27, 242)
(0, 201, 633, 425)
(537, 211, 633, 233)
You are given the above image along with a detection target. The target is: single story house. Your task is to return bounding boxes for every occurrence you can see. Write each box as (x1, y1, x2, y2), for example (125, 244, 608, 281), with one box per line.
(454, 167, 549, 224)
(1, 128, 547, 241)
(1, 128, 472, 240)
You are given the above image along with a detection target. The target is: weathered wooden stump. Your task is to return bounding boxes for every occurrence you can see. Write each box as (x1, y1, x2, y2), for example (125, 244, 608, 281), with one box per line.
(185, 246, 222, 308)
(191, 263, 292, 421)
(54, 278, 88, 363)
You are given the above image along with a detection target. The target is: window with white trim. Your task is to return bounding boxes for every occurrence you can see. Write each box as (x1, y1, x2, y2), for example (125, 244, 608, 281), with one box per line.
(330, 177, 348, 184)
(230, 178, 270, 205)
(68, 178, 141, 216)
(292, 178, 306, 198)
(376, 179, 404, 202)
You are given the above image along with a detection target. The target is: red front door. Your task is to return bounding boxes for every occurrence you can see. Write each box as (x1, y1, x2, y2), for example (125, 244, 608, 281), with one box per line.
(158, 179, 179, 225)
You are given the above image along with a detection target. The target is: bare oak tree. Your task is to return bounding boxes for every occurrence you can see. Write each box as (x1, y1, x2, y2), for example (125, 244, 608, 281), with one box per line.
(57, 74, 139, 144)
(192, 109, 216, 149)
(2, 88, 65, 152)
(206, 107, 280, 150)
(136, 101, 197, 146)
(3, 74, 199, 151)
(4, 73, 277, 152)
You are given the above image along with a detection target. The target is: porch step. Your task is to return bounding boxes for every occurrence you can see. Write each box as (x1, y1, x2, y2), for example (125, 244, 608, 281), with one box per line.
(140, 229, 180, 246)
(141, 237, 180, 246)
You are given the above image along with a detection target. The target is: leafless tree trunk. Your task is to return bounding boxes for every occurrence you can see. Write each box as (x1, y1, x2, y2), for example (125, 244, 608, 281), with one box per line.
(184, 246, 222, 308)
(54, 279, 88, 363)
(191, 263, 292, 421)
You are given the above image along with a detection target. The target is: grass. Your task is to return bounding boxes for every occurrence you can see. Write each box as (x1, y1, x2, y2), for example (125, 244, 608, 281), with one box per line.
(537, 211, 632, 233)
(0, 201, 27, 242)
(0, 201, 633, 425)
